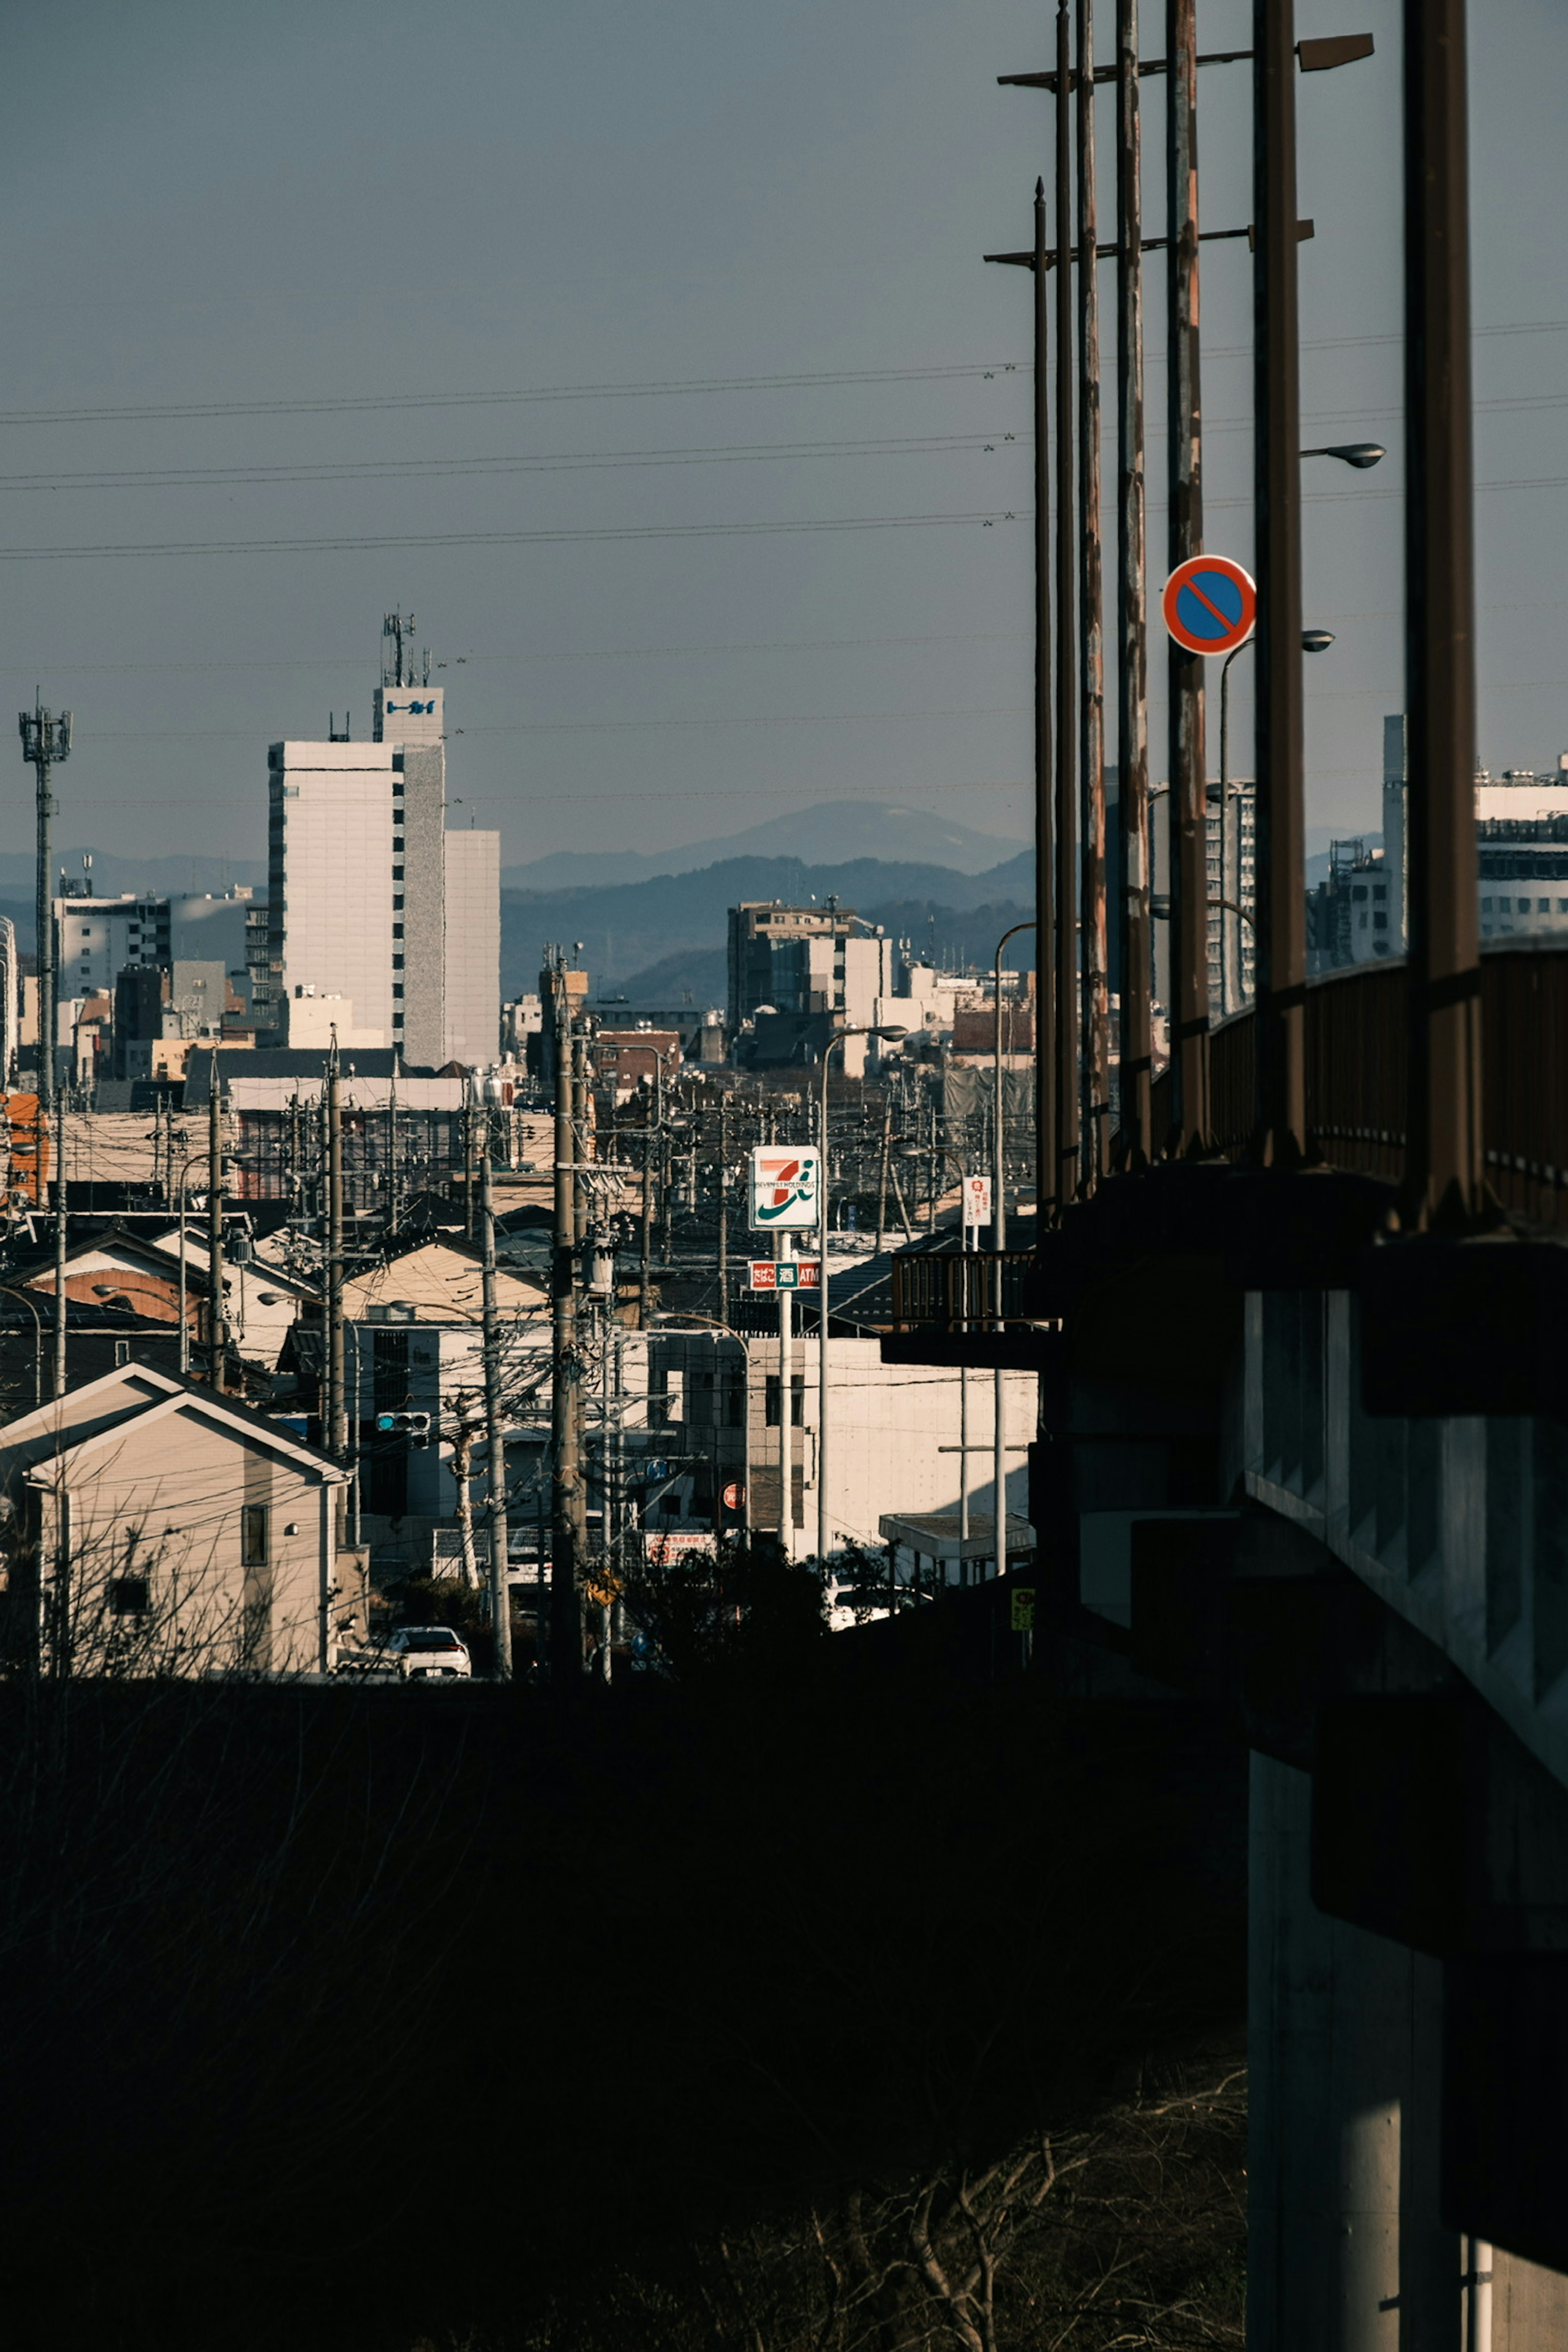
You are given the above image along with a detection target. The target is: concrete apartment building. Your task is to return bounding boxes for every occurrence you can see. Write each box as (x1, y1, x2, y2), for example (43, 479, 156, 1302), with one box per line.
(265, 623, 499, 1065)
(728, 901, 896, 1073)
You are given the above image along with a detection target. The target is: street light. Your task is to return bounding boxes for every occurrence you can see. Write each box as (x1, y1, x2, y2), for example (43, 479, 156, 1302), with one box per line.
(815, 1022, 906, 1565)
(1302, 441, 1385, 469)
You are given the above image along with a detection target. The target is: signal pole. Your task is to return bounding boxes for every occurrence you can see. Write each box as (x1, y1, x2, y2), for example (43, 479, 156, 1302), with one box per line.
(18, 695, 72, 1118)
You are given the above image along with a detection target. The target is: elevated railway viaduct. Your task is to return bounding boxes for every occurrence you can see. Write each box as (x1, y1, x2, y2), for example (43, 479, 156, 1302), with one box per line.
(885, 1, 1568, 2341)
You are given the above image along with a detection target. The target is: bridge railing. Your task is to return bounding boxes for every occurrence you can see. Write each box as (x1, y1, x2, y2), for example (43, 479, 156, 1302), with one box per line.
(889, 1250, 1037, 1331)
(1158, 940, 1568, 1225)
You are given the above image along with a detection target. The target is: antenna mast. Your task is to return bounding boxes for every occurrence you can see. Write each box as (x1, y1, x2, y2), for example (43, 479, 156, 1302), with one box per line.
(381, 609, 418, 690)
(18, 693, 74, 1115)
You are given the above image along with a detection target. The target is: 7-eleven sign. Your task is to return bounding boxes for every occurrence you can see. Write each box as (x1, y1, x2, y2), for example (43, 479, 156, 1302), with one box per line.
(748, 1147, 822, 1230)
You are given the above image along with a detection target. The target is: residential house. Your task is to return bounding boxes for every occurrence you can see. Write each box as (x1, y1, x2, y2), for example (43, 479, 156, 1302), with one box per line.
(0, 1363, 362, 1675)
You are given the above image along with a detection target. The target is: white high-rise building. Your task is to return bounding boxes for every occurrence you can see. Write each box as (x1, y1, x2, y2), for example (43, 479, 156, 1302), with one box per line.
(267, 619, 500, 1065)
(267, 741, 398, 1044)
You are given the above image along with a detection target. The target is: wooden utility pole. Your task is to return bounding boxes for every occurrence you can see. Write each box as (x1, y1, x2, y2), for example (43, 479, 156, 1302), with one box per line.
(1054, 2, 1080, 1212)
(550, 982, 583, 1675)
(1401, 0, 1484, 1229)
(1166, 0, 1209, 1151)
(1116, 0, 1153, 1165)
(480, 1147, 512, 1677)
(1078, 0, 1111, 1187)
(208, 1054, 227, 1394)
(1252, 0, 1309, 1165)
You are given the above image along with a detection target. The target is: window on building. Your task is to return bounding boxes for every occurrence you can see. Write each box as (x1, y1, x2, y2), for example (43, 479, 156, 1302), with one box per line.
(109, 1577, 149, 1617)
(1373, 885, 1387, 901)
(392, 984, 404, 999)
(392, 924, 404, 939)
(392, 868, 404, 882)
(1541, 899, 1552, 914)
(1352, 886, 1368, 902)
(764, 1374, 805, 1428)
(1373, 914, 1388, 931)
(392, 837, 405, 852)
(392, 896, 404, 912)
(240, 1506, 270, 1568)
(392, 956, 405, 971)
(1482, 898, 1493, 911)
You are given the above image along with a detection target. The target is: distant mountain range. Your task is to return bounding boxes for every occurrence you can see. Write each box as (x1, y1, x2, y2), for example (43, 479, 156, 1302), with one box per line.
(503, 847, 1035, 1003)
(0, 849, 266, 901)
(503, 799, 1027, 890)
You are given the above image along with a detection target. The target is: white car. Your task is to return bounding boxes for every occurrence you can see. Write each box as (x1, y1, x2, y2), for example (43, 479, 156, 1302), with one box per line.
(382, 1625, 472, 1681)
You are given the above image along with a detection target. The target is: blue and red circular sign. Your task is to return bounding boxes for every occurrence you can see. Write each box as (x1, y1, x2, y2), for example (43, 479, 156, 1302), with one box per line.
(1161, 555, 1257, 657)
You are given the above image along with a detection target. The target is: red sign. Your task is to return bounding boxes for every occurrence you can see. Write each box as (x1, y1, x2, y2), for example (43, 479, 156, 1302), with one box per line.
(721, 1482, 746, 1512)
(747, 1259, 821, 1291)
(1161, 554, 1257, 657)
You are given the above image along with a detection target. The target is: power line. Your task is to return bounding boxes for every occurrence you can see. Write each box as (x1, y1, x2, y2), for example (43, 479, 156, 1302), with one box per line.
(0, 430, 1014, 494)
(0, 361, 1022, 428)
(0, 508, 1020, 562)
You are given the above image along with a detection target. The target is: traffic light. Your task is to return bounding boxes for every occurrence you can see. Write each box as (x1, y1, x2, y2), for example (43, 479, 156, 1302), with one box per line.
(375, 1410, 433, 1448)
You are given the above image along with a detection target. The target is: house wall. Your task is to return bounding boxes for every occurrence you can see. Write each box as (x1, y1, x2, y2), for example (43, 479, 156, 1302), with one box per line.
(33, 1414, 327, 1675)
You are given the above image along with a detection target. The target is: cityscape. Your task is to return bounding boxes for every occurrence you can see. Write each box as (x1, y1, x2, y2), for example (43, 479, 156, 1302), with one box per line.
(1, 2, 1566, 2350)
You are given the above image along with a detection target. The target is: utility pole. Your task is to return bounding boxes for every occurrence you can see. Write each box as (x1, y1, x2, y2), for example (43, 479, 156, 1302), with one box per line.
(18, 696, 71, 1119)
(1167, 0, 1209, 1151)
(53, 1089, 67, 1399)
(715, 1091, 728, 1321)
(481, 1147, 512, 1676)
(550, 981, 583, 1675)
(325, 1047, 345, 1451)
(463, 1080, 477, 1242)
(1116, 0, 1152, 1167)
(1401, 0, 1483, 1229)
(208, 1054, 227, 1394)
(1252, 0, 1308, 1162)
(1054, 2, 1080, 1214)
(875, 1092, 893, 1257)
(1078, 0, 1111, 1188)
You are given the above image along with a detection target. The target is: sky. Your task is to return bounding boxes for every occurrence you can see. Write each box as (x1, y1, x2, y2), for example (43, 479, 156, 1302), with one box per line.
(0, 0, 1563, 877)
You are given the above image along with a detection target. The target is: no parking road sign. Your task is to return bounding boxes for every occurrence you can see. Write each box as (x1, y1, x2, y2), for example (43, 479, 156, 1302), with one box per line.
(1162, 555, 1256, 657)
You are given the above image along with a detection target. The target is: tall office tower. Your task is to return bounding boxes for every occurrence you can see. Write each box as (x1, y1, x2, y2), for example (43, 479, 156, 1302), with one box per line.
(372, 612, 499, 1068)
(374, 663, 446, 1065)
(266, 616, 499, 1063)
(267, 740, 397, 1043)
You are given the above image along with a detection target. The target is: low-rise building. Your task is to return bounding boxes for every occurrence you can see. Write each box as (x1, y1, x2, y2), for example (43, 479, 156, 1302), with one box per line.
(0, 1362, 361, 1675)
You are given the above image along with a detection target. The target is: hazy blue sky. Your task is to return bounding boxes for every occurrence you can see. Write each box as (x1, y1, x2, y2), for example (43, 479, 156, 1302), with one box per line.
(0, 0, 1563, 874)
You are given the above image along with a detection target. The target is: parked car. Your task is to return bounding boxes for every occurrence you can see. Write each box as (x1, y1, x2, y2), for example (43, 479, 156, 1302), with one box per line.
(381, 1625, 472, 1681)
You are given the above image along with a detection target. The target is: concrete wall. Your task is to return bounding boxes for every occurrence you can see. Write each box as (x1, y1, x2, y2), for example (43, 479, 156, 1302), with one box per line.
(270, 742, 396, 1045)
(443, 829, 500, 1068)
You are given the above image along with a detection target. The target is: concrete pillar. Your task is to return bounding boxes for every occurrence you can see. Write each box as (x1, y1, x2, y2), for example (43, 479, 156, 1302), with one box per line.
(1248, 1753, 1457, 2350)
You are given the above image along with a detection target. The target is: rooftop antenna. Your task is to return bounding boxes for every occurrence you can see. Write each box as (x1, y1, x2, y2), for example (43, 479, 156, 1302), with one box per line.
(382, 609, 417, 689)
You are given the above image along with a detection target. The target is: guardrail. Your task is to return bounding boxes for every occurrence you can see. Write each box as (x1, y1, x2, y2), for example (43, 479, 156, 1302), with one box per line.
(1161, 940, 1568, 1226)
